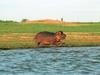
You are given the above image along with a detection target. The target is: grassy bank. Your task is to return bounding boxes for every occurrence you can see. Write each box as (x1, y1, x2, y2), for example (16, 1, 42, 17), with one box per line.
(0, 22, 100, 34)
(0, 22, 100, 49)
(0, 32, 100, 49)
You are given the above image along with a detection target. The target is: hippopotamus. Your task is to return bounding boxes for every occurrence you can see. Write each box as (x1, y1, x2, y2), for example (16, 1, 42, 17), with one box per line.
(34, 31, 66, 47)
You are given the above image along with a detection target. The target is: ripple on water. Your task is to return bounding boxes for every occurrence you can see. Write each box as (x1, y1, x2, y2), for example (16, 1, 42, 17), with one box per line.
(0, 47, 100, 75)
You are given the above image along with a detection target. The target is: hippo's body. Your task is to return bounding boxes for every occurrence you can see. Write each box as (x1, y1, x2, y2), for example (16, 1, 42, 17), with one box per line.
(34, 31, 66, 47)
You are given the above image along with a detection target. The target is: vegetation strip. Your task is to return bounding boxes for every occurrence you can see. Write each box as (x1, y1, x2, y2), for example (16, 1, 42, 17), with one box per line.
(0, 21, 100, 49)
(0, 32, 100, 49)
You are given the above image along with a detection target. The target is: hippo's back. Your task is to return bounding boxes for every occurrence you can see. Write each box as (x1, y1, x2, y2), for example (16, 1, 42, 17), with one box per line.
(35, 31, 55, 39)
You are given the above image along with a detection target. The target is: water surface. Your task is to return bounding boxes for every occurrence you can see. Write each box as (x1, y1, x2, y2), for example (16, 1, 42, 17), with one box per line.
(0, 47, 100, 75)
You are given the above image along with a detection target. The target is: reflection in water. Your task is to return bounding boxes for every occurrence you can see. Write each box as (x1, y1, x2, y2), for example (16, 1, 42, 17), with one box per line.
(0, 47, 100, 75)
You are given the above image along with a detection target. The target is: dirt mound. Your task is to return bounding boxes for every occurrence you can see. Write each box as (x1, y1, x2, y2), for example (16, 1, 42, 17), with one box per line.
(21, 19, 79, 26)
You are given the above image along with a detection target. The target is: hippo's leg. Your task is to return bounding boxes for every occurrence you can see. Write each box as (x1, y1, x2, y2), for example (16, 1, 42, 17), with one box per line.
(49, 44, 56, 47)
(37, 41, 49, 47)
(37, 42, 40, 46)
(54, 42, 63, 47)
(57, 42, 65, 47)
(37, 42, 45, 47)
(49, 41, 58, 47)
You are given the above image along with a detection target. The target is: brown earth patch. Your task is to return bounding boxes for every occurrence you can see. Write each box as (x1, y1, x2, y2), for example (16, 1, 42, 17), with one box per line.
(21, 19, 80, 26)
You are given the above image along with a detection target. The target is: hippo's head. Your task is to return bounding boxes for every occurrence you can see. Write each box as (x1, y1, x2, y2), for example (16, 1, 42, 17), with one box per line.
(55, 31, 66, 42)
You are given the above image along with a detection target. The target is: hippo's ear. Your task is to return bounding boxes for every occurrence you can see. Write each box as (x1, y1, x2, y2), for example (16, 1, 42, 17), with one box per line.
(56, 31, 62, 35)
(57, 31, 63, 35)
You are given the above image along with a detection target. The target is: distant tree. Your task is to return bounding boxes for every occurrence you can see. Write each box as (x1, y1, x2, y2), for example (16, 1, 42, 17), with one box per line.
(21, 19, 28, 22)
(0, 19, 17, 23)
(0, 20, 3, 22)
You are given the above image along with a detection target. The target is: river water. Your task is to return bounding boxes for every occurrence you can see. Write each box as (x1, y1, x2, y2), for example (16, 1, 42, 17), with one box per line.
(0, 47, 100, 75)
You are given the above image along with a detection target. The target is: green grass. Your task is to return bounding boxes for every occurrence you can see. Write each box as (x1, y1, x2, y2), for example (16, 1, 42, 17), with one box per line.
(0, 33, 37, 49)
(0, 22, 100, 49)
(0, 41, 36, 49)
(0, 22, 100, 34)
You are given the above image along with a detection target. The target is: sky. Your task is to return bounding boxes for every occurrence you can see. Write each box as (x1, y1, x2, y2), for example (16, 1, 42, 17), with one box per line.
(0, 0, 100, 22)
